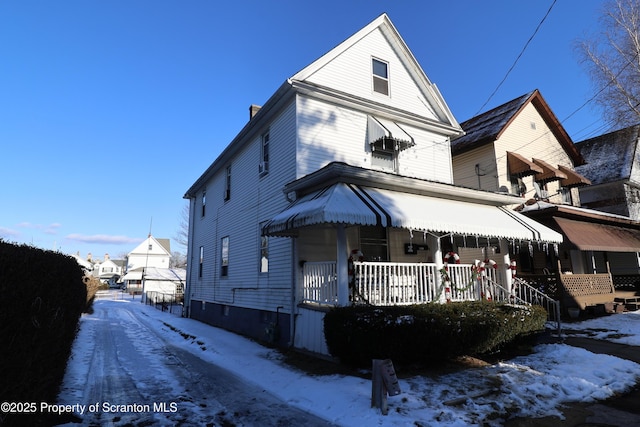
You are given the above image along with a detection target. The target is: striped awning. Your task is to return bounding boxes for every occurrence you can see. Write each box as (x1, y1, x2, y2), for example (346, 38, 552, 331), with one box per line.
(263, 183, 562, 243)
(367, 116, 414, 151)
(558, 165, 591, 188)
(507, 151, 543, 177)
(533, 158, 568, 182)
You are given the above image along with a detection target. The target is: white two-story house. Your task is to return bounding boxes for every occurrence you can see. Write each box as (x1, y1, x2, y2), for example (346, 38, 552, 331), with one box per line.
(183, 14, 562, 355)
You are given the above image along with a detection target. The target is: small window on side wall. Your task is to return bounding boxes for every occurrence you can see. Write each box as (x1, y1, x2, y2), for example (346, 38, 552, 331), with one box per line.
(372, 58, 389, 95)
(221, 236, 229, 277)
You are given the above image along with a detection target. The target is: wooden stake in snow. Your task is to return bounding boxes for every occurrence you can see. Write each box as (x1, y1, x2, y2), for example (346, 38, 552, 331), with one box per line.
(371, 359, 401, 415)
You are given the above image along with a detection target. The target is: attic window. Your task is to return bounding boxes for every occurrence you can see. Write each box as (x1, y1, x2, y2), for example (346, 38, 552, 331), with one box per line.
(372, 58, 389, 95)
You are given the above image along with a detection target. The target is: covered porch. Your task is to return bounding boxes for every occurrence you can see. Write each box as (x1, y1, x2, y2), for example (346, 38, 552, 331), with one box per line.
(264, 163, 564, 309)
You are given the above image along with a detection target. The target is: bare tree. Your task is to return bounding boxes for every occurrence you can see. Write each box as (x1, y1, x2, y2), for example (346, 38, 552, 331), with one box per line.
(174, 202, 189, 251)
(577, 0, 640, 130)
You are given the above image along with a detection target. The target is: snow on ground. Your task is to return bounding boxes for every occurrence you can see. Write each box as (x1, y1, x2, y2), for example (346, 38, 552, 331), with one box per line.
(58, 292, 640, 426)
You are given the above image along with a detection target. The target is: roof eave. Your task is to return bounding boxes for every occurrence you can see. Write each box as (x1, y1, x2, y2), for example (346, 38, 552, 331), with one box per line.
(183, 81, 296, 199)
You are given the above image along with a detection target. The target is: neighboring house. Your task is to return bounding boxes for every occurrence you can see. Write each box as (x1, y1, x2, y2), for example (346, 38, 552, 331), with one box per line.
(126, 235, 171, 271)
(94, 253, 123, 285)
(122, 266, 185, 300)
(451, 90, 592, 272)
(521, 201, 640, 276)
(183, 14, 562, 355)
(575, 124, 640, 220)
(69, 252, 93, 273)
(451, 89, 590, 205)
(451, 91, 640, 280)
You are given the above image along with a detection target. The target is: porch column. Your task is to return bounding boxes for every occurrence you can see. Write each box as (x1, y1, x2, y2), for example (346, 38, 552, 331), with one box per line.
(501, 240, 512, 295)
(434, 236, 445, 303)
(336, 224, 349, 306)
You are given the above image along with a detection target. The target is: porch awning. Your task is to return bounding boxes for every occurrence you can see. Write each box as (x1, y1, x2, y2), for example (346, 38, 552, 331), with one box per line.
(264, 183, 563, 243)
(367, 116, 415, 151)
(553, 216, 640, 252)
(532, 158, 568, 182)
(507, 151, 543, 177)
(122, 271, 143, 281)
(558, 165, 591, 188)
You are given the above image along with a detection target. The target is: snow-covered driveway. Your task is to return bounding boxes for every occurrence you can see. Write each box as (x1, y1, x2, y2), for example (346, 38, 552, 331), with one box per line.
(57, 293, 333, 426)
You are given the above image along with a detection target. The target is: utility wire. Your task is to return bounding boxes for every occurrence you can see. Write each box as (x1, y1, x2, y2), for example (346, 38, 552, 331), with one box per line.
(474, 0, 557, 116)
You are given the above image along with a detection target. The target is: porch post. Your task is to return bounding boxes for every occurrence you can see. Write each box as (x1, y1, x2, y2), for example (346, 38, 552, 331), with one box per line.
(434, 236, 444, 303)
(336, 224, 349, 306)
(501, 240, 512, 295)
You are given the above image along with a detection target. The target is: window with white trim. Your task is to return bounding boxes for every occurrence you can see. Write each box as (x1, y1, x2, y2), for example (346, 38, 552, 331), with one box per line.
(259, 223, 269, 273)
(260, 131, 269, 176)
(372, 58, 389, 95)
(224, 166, 231, 201)
(221, 236, 229, 277)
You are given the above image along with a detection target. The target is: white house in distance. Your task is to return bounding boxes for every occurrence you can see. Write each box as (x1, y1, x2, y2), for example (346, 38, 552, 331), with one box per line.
(183, 14, 562, 355)
(126, 234, 171, 271)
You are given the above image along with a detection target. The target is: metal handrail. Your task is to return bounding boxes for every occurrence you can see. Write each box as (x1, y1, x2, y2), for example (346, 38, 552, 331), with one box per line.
(513, 277, 562, 335)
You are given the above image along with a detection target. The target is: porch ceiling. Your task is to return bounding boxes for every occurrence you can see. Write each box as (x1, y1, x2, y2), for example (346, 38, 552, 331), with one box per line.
(264, 182, 563, 243)
(553, 216, 640, 252)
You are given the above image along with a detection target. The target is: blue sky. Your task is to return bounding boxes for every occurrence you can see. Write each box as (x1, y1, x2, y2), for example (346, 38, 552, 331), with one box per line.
(0, 1, 607, 261)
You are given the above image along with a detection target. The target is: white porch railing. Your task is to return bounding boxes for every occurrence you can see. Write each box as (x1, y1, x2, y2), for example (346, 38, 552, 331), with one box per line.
(301, 261, 499, 306)
(302, 261, 338, 305)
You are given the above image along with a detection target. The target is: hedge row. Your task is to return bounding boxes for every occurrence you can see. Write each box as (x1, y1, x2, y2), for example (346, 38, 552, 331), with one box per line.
(0, 240, 86, 426)
(323, 301, 547, 366)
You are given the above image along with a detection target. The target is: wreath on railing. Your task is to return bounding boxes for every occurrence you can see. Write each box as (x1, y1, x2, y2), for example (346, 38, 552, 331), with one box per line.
(436, 264, 481, 302)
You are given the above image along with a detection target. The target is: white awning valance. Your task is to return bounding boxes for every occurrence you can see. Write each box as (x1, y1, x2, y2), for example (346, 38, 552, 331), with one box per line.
(367, 116, 414, 151)
(263, 183, 562, 243)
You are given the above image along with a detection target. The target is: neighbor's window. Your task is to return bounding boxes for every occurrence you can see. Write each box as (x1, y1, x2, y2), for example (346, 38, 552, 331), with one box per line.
(260, 131, 270, 175)
(198, 246, 204, 278)
(372, 58, 389, 95)
(224, 166, 231, 201)
(221, 236, 229, 277)
(201, 190, 206, 217)
(259, 224, 269, 273)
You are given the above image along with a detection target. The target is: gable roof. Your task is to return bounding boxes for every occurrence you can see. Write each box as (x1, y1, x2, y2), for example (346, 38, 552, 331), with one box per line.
(184, 14, 462, 198)
(128, 235, 171, 257)
(451, 89, 584, 165)
(575, 124, 640, 185)
(291, 13, 460, 130)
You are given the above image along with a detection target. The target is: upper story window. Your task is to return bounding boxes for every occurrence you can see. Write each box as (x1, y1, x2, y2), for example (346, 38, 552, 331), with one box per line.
(372, 58, 389, 95)
(201, 190, 206, 216)
(224, 166, 231, 201)
(198, 246, 204, 278)
(221, 236, 229, 277)
(260, 131, 270, 176)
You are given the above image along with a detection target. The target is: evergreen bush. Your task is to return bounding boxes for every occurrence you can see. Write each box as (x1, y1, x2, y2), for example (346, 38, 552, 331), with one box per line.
(0, 240, 86, 426)
(323, 301, 547, 366)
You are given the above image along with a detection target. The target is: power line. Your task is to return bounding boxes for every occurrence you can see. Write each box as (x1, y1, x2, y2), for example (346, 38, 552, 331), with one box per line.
(474, 0, 557, 116)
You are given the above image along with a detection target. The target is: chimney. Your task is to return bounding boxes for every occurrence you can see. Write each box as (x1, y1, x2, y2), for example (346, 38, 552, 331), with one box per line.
(249, 104, 262, 119)
(104, 253, 110, 260)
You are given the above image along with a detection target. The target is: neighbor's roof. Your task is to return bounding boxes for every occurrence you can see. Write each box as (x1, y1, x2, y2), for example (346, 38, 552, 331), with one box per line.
(451, 90, 584, 165)
(575, 124, 640, 185)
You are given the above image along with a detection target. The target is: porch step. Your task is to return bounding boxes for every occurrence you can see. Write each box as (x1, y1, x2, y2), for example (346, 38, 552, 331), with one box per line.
(626, 302, 640, 311)
(615, 296, 640, 304)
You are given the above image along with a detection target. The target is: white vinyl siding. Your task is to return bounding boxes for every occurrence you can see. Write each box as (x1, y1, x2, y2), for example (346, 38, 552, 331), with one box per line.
(188, 101, 297, 312)
(296, 95, 453, 183)
(302, 27, 439, 121)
